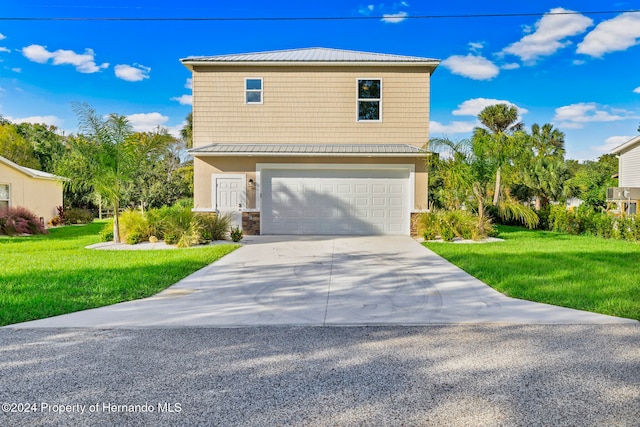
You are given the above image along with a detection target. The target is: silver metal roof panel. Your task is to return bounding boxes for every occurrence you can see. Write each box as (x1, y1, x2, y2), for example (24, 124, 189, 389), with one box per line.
(182, 47, 439, 65)
(188, 143, 429, 157)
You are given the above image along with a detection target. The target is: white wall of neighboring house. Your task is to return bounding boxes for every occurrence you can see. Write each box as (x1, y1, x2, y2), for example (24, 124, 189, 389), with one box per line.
(618, 142, 640, 188)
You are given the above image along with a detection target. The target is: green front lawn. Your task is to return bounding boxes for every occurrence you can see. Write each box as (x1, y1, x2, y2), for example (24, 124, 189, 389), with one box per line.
(0, 222, 239, 326)
(424, 226, 640, 321)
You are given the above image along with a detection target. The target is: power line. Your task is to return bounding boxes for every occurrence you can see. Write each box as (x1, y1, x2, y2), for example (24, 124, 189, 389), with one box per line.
(0, 10, 638, 21)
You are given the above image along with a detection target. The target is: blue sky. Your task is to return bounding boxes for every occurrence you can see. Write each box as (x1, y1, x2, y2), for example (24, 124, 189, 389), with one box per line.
(1, 0, 639, 160)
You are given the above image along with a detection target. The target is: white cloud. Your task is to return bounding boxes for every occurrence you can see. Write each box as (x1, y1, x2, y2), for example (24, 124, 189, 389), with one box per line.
(165, 123, 184, 139)
(0, 47, 9, 53)
(382, 11, 408, 24)
(634, 87, 640, 94)
(553, 102, 636, 128)
(501, 8, 593, 63)
(430, 120, 476, 134)
(7, 115, 63, 127)
(441, 54, 499, 80)
(22, 44, 108, 73)
(171, 95, 192, 106)
(0, 33, 5, 40)
(573, 59, 586, 65)
(359, 4, 409, 23)
(22, 44, 51, 63)
(468, 42, 484, 51)
(452, 98, 529, 117)
(577, 12, 640, 58)
(358, 5, 375, 16)
(185, 78, 192, 90)
(592, 135, 634, 154)
(501, 63, 520, 70)
(12, 68, 21, 73)
(114, 64, 150, 82)
(126, 112, 169, 132)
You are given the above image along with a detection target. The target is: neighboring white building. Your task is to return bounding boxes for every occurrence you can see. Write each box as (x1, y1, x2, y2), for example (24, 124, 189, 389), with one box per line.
(607, 135, 640, 215)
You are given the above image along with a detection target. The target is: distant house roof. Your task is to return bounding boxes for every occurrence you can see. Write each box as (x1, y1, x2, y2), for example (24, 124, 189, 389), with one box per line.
(189, 143, 428, 157)
(611, 135, 640, 155)
(0, 155, 66, 181)
(181, 47, 440, 69)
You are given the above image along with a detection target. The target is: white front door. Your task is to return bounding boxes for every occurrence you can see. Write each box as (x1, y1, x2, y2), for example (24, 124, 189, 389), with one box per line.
(213, 175, 245, 229)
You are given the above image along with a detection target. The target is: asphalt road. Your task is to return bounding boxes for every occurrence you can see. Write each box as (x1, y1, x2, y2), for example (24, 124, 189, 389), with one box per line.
(1, 325, 639, 426)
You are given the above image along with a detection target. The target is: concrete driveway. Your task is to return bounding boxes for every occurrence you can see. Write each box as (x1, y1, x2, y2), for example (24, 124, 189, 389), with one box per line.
(8, 236, 636, 328)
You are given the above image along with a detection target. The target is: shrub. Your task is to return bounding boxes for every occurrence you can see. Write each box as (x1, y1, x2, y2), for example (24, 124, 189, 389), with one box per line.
(230, 225, 243, 242)
(173, 198, 194, 209)
(0, 206, 48, 236)
(545, 204, 640, 242)
(64, 207, 94, 225)
(548, 204, 570, 233)
(198, 213, 231, 242)
(418, 211, 439, 240)
(536, 205, 551, 230)
(99, 221, 114, 242)
(162, 205, 201, 248)
(119, 210, 149, 245)
(145, 206, 171, 240)
(50, 206, 66, 226)
(418, 209, 495, 242)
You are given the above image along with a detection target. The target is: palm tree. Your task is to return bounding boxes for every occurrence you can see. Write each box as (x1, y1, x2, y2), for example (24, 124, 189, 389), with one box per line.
(180, 112, 193, 149)
(474, 104, 523, 206)
(523, 123, 568, 210)
(59, 103, 135, 243)
(428, 136, 538, 233)
(530, 123, 565, 158)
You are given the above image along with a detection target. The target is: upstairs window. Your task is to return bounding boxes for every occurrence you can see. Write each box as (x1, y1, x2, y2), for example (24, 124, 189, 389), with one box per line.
(0, 184, 9, 210)
(357, 79, 381, 121)
(245, 78, 263, 104)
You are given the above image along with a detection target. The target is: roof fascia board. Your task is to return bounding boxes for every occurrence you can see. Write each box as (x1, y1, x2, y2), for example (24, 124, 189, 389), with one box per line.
(0, 156, 66, 181)
(189, 151, 428, 158)
(611, 135, 640, 155)
(182, 60, 439, 70)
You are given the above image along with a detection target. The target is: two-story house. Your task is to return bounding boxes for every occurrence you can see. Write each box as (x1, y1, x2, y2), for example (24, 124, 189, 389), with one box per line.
(181, 48, 439, 235)
(607, 134, 640, 215)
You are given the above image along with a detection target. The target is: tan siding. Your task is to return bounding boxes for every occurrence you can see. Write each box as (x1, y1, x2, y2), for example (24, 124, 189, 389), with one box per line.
(0, 164, 63, 224)
(193, 156, 428, 211)
(192, 66, 431, 147)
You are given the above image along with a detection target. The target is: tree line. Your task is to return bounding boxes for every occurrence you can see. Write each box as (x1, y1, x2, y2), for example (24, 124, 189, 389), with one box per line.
(427, 104, 619, 232)
(0, 106, 193, 241)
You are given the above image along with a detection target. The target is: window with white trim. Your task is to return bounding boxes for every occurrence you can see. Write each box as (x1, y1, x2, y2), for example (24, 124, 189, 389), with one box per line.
(245, 78, 263, 104)
(357, 79, 381, 121)
(0, 184, 9, 210)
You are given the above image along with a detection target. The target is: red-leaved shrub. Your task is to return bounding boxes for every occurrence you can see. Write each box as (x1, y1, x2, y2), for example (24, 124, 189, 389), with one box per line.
(0, 206, 48, 236)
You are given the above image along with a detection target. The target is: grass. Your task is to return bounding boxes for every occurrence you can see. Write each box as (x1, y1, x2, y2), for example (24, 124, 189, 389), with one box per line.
(424, 225, 640, 321)
(0, 222, 239, 326)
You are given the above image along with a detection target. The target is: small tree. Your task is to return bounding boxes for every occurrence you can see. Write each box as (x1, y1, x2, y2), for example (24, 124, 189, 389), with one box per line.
(474, 104, 524, 206)
(58, 104, 135, 243)
(428, 136, 538, 233)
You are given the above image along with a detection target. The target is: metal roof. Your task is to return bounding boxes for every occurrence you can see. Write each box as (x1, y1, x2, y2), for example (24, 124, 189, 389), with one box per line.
(0, 155, 66, 181)
(189, 143, 428, 157)
(181, 47, 439, 66)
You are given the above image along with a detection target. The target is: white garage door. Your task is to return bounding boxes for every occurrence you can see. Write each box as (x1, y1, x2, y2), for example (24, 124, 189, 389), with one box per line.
(261, 168, 410, 235)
